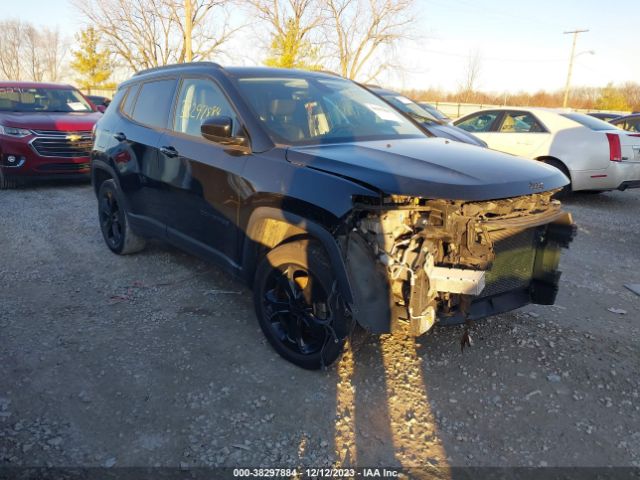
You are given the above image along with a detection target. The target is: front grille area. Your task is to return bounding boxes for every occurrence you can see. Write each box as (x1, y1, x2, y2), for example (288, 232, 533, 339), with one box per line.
(30, 130, 93, 158)
(36, 163, 90, 172)
(482, 228, 538, 297)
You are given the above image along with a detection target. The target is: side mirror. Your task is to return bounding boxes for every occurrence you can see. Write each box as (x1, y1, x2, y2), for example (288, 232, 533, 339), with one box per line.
(201, 116, 249, 149)
(201, 115, 232, 139)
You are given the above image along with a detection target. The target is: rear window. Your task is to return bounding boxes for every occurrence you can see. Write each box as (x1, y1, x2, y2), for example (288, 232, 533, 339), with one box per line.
(561, 113, 615, 131)
(121, 84, 139, 117)
(108, 87, 128, 113)
(130, 79, 177, 129)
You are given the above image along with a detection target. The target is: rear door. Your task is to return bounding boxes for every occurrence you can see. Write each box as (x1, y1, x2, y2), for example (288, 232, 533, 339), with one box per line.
(114, 78, 178, 234)
(157, 76, 249, 267)
(490, 110, 551, 157)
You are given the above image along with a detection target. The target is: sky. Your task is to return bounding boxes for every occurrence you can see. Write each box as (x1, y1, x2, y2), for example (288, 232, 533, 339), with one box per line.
(4, 0, 639, 93)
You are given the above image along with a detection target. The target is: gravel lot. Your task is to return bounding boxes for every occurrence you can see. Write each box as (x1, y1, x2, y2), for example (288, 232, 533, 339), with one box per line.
(1, 182, 639, 473)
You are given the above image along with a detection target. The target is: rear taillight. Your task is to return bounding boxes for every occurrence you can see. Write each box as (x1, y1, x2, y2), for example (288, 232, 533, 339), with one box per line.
(606, 133, 622, 162)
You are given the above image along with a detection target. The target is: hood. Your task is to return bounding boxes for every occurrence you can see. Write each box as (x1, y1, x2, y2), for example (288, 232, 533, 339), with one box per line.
(286, 138, 568, 201)
(0, 111, 101, 131)
(424, 123, 488, 147)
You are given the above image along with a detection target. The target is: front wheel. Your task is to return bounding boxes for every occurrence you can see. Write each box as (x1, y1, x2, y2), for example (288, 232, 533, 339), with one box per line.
(0, 170, 16, 190)
(98, 179, 146, 255)
(253, 240, 349, 370)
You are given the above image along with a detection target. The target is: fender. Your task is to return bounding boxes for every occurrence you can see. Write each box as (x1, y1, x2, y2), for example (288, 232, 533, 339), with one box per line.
(91, 158, 120, 195)
(242, 206, 354, 304)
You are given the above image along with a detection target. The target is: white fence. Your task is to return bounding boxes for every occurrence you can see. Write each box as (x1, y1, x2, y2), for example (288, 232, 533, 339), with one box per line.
(424, 101, 629, 120)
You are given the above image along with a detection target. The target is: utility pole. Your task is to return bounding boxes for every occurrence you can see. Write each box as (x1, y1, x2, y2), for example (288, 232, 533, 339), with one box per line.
(562, 29, 589, 108)
(185, 0, 193, 62)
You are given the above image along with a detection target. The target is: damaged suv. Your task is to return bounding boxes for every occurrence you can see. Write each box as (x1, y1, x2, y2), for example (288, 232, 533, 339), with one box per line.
(91, 63, 576, 369)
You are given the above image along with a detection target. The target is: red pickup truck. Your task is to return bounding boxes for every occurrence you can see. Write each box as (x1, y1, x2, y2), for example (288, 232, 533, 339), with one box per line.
(0, 82, 102, 188)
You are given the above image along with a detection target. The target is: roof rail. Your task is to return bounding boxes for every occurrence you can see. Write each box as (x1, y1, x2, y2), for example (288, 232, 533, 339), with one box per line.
(133, 61, 223, 77)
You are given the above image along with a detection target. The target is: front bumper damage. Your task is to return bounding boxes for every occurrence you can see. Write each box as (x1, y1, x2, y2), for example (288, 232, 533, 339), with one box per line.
(344, 191, 576, 336)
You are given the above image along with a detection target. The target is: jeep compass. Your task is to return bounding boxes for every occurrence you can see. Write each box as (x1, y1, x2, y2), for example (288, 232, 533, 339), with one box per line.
(91, 63, 576, 369)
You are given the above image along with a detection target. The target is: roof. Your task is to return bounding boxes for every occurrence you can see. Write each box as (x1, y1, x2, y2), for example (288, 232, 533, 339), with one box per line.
(0, 81, 75, 89)
(224, 66, 342, 80)
(125, 62, 344, 84)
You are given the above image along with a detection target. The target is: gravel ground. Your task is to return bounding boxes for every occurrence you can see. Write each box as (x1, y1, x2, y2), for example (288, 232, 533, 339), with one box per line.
(1, 182, 639, 472)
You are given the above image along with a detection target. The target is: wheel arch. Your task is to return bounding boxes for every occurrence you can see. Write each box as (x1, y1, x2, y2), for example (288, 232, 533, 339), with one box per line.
(91, 160, 119, 197)
(536, 155, 571, 179)
(242, 206, 354, 304)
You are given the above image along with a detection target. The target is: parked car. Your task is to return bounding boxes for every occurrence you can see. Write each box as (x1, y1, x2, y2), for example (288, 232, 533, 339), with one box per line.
(0, 81, 102, 189)
(366, 86, 486, 147)
(454, 108, 640, 193)
(587, 112, 621, 122)
(610, 114, 640, 133)
(418, 101, 451, 122)
(92, 63, 575, 369)
(87, 95, 112, 113)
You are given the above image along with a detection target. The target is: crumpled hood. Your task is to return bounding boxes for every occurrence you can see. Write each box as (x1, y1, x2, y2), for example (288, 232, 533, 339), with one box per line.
(0, 112, 101, 131)
(286, 137, 568, 201)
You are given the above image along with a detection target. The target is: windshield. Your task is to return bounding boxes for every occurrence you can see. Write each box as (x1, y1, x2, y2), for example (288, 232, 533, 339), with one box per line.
(0, 86, 93, 113)
(381, 94, 439, 124)
(235, 77, 424, 145)
(561, 112, 618, 131)
(421, 103, 449, 120)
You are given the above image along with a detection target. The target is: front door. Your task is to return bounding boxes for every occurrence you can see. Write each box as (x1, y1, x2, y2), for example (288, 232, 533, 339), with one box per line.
(158, 76, 249, 267)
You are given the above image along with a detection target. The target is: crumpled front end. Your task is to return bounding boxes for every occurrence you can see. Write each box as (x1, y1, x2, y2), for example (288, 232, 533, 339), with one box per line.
(344, 191, 576, 336)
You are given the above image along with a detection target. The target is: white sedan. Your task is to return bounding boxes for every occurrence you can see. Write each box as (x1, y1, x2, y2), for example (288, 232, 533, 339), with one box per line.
(454, 107, 640, 192)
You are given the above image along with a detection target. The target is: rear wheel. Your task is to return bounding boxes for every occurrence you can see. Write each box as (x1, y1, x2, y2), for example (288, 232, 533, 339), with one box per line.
(98, 179, 146, 254)
(543, 159, 572, 197)
(253, 240, 349, 370)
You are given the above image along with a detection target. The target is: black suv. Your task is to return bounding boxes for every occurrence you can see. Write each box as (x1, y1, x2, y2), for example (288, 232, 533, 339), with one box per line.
(91, 62, 575, 369)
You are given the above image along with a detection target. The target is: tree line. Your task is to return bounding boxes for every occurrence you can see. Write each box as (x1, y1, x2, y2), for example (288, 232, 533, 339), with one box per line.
(404, 82, 640, 112)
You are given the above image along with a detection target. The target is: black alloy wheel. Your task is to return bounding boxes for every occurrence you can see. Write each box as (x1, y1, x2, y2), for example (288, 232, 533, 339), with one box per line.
(254, 240, 348, 369)
(97, 179, 146, 255)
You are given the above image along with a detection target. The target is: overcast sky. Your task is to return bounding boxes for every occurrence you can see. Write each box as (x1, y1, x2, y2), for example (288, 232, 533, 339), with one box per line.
(10, 0, 640, 93)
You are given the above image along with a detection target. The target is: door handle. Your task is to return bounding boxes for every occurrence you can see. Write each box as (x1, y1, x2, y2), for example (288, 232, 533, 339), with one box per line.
(160, 146, 179, 158)
(113, 132, 127, 141)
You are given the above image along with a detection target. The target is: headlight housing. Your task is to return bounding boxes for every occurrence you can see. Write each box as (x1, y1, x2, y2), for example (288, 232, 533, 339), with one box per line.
(0, 125, 32, 138)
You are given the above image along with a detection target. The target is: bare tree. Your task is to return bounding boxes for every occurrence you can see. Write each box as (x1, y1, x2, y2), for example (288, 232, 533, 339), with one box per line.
(620, 81, 640, 111)
(321, 0, 416, 82)
(72, 0, 240, 72)
(249, 0, 323, 68)
(458, 49, 482, 103)
(41, 29, 67, 82)
(0, 20, 66, 82)
(0, 20, 24, 80)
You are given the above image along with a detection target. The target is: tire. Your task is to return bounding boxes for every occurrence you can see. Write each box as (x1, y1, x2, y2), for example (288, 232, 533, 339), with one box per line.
(253, 240, 349, 370)
(97, 179, 146, 255)
(544, 159, 572, 197)
(0, 170, 16, 190)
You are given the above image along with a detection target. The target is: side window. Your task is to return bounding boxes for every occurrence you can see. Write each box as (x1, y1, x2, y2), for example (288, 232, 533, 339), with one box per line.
(499, 112, 545, 133)
(109, 86, 129, 113)
(121, 84, 140, 118)
(629, 119, 640, 133)
(131, 79, 177, 129)
(456, 112, 499, 132)
(173, 78, 240, 137)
